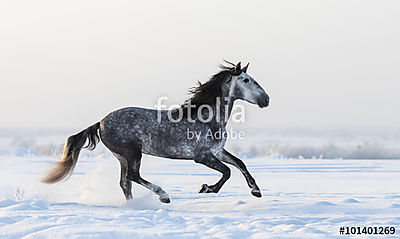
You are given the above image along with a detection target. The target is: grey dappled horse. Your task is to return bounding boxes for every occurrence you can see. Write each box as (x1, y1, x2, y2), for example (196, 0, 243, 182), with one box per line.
(42, 61, 270, 203)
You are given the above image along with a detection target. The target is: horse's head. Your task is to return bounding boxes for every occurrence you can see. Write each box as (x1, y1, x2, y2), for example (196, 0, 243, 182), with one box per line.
(228, 62, 269, 108)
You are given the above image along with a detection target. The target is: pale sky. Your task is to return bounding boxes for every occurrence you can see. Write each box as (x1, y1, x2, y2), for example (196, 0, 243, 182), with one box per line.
(1, 0, 399, 131)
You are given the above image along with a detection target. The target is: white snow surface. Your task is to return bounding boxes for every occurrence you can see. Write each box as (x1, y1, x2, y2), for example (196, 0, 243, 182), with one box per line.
(0, 134, 399, 238)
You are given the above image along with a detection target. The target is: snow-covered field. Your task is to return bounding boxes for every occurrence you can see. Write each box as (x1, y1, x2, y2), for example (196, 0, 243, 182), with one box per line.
(0, 132, 399, 238)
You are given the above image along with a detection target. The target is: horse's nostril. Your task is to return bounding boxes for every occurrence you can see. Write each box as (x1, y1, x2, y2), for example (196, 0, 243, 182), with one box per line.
(264, 97, 270, 107)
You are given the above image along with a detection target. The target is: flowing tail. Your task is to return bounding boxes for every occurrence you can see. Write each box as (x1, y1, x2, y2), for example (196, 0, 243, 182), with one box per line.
(42, 122, 101, 184)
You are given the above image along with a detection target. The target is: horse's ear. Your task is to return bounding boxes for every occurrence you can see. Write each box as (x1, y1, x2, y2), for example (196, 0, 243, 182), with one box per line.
(234, 62, 241, 74)
(242, 63, 249, 73)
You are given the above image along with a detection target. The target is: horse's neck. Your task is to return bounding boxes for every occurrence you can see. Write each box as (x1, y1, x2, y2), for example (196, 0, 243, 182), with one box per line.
(210, 96, 235, 126)
(217, 77, 237, 126)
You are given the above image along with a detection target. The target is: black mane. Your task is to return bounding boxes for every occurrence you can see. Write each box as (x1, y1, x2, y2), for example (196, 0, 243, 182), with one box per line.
(181, 61, 241, 112)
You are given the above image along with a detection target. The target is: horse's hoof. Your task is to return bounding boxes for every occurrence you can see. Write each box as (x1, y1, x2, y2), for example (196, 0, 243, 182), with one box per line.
(251, 188, 262, 198)
(126, 195, 133, 201)
(159, 194, 171, 203)
(199, 184, 212, 193)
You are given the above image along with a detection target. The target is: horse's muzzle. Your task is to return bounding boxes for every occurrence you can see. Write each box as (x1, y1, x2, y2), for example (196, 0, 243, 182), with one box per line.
(257, 95, 270, 108)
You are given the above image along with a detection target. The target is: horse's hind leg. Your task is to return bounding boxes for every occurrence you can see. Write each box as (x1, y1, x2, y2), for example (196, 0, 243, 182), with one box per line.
(194, 151, 231, 193)
(125, 149, 170, 203)
(114, 154, 133, 200)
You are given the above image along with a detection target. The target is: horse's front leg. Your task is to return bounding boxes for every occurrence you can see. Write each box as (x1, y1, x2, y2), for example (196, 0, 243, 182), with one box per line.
(216, 148, 262, 198)
(194, 151, 231, 193)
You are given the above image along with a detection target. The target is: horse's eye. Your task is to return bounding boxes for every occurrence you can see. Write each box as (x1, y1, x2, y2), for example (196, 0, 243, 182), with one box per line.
(243, 78, 249, 83)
